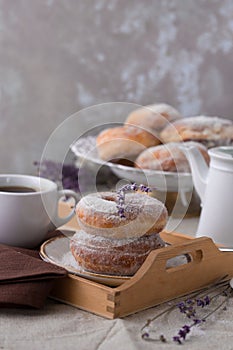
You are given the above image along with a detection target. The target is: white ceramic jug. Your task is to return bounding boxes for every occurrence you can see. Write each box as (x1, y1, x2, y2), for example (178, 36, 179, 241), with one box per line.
(182, 145, 233, 246)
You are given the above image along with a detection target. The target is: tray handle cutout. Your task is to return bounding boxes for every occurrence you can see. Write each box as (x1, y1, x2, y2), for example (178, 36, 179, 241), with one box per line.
(117, 236, 220, 291)
(152, 236, 217, 271)
(165, 248, 202, 273)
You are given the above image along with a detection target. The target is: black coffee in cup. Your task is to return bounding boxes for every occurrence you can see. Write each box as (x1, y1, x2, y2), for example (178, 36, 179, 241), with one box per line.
(0, 186, 37, 193)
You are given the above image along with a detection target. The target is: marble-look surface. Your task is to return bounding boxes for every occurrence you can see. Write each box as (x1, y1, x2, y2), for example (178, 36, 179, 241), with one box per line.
(1, 0, 233, 173)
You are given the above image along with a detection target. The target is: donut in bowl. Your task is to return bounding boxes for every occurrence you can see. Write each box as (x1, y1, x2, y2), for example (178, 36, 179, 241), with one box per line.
(125, 103, 182, 133)
(96, 125, 160, 162)
(160, 116, 233, 148)
(135, 141, 210, 173)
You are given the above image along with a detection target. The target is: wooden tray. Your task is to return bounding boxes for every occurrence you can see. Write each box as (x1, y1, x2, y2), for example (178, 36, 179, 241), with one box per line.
(49, 229, 233, 319)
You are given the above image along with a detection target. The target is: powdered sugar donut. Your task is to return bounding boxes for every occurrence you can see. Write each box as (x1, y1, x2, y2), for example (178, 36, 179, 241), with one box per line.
(96, 125, 160, 161)
(70, 230, 165, 276)
(125, 103, 182, 133)
(76, 192, 168, 239)
(135, 141, 210, 173)
(160, 116, 233, 148)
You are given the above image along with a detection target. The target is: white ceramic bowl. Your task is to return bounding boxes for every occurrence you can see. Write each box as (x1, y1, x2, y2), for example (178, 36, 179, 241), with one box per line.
(70, 135, 193, 192)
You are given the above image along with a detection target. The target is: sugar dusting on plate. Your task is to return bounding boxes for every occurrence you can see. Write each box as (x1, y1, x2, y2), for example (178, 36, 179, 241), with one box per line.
(61, 251, 84, 272)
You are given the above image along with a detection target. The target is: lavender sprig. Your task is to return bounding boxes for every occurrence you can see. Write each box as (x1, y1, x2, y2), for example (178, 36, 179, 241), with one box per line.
(141, 277, 233, 345)
(116, 183, 151, 218)
(173, 285, 232, 344)
(177, 295, 210, 318)
(34, 160, 80, 191)
(34, 160, 91, 193)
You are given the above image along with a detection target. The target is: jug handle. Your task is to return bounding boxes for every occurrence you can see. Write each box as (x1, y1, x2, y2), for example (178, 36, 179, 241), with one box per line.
(180, 145, 208, 203)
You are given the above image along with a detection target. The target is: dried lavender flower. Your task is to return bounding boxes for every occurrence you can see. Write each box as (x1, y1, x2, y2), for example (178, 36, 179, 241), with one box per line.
(140, 277, 233, 345)
(172, 283, 232, 344)
(116, 183, 151, 218)
(159, 334, 167, 343)
(34, 159, 82, 193)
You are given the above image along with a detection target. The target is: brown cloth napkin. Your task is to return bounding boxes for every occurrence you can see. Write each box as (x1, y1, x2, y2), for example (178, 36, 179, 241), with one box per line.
(0, 231, 67, 309)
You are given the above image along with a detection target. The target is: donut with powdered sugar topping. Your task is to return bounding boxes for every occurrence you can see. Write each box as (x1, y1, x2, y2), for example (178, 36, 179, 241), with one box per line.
(76, 192, 167, 239)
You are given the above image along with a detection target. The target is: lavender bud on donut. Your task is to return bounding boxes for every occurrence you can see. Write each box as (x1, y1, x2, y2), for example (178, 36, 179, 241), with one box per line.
(116, 183, 152, 218)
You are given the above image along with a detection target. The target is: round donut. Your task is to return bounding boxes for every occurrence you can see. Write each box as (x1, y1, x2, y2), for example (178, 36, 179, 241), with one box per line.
(135, 141, 210, 173)
(70, 230, 165, 276)
(96, 125, 160, 161)
(160, 116, 233, 148)
(125, 103, 182, 133)
(76, 192, 168, 239)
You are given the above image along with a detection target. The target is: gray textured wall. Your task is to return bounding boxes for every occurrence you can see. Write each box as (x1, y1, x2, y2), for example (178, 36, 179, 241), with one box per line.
(1, 0, 233, 173)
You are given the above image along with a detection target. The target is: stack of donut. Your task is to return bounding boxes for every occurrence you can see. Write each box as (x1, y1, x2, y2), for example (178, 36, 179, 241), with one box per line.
(70, 191, 168, 276)
(96, 103, 233, 173)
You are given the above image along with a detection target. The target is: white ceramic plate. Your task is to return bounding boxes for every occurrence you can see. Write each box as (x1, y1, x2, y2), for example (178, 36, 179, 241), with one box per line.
(70, 136, 193, 192)
(40, 231, 189, 287)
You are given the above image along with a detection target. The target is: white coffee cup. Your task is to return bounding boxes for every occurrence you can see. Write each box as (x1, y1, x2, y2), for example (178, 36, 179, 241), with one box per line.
(0, 174, 79, 248)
